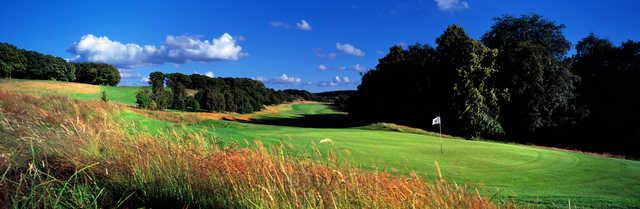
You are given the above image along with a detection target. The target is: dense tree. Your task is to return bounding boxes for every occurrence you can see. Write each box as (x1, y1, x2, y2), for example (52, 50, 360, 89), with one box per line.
(436, 25, 502, 137)
(138, 72, 294, 113)
(481, 14, 577, 140)
(349, 44, 439, 128)
(0, 42, 120, 85)
(0, 42, 27, 78)
(21, 50, 76, 81)
(571, 34, 640, 155)
(166, 73, 192, 110)
(73, 62, 120, 86)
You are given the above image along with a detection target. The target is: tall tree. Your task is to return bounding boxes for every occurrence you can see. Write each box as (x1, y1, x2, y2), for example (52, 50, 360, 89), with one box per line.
(572, 35, 640, 155)
(437, 25, 502, 137)
(481, 14, 577, 139)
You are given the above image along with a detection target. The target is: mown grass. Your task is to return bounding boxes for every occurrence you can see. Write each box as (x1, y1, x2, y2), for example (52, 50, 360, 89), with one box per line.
(0, 91, 503, 208)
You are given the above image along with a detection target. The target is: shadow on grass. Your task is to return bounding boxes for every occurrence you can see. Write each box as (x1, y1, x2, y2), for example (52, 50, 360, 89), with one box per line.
(247, 113, 369, 128)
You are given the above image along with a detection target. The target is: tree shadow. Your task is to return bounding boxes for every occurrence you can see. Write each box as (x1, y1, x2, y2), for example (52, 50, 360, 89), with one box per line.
(246, 113, 369, 128)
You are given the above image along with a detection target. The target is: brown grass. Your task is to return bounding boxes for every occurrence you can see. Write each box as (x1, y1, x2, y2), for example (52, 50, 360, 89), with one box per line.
(0, 91, 512, 208)
(0, 79, 100, 95)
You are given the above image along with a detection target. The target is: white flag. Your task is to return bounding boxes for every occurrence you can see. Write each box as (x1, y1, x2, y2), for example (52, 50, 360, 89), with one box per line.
(432, 116, 441, 125)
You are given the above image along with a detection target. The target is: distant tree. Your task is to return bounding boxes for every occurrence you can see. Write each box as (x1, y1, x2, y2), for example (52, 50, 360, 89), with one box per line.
(481, 14, 577, 140)
(166, 73, 192, 110)
(0, 42, 27, 78)
(436, 25, 502, 137)
(149, 72, 165, 94)
(136, 89, 155, 109)
(73, 62, 120, 85)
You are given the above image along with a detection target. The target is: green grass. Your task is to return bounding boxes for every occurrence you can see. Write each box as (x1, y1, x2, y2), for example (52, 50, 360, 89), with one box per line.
(4, 80, 640, 208)
(72, 86, 145, 106)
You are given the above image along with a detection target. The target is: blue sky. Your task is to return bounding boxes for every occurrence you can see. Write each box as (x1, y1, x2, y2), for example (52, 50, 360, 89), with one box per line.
(1, 0, 638, 92)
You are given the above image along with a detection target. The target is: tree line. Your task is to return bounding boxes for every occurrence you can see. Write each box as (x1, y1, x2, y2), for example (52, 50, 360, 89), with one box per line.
(136, 72, 298, 113)
(0, 42, 120, 85)
(347, 14, 640, 157)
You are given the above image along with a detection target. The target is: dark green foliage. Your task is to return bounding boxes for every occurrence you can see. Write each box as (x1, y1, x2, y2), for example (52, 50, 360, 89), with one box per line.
(166, 73, 191, 110)
(101, 91, 108, 103)
(436, 25, 502, 137)
(139, 72, 293, 113)
(149, 72, 165, 94)
(349, 25, 502, 138)
(73, 62, 120, 86)
(481, 14, 577, 139)
(282, 89, 317, 101)
(350, 44, 440, 130)
(20, 50, 76, 81)
(569, 34, 640, 156)
(0, 42, 27, 78)
(0, 42, 119, 85)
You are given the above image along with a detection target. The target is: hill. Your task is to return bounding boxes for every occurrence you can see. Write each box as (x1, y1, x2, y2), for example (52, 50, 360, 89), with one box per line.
(1, 79, 639, 208)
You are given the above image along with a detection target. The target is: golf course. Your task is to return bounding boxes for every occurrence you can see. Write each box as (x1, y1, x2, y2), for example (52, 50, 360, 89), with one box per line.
(2, 79, 639, 208)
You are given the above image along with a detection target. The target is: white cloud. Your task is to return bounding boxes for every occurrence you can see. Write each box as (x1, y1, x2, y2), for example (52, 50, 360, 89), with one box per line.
(317, 64, 328, 71)
(318, 75, 351, 87)
(351, 64, 367, 72)
(333, 76, 351, 83)
(296, 20, 312, 31)
(336, 43, 365, 57)
(434, 0, 469, 11)
(204, 71, 215, 78)
(68, 33, 244, 69)
(313, 48, 336, 59)
(258, 74, 302, 84)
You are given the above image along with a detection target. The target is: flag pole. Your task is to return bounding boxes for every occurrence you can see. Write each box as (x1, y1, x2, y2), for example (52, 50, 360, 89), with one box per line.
(439, 117, 443, 154)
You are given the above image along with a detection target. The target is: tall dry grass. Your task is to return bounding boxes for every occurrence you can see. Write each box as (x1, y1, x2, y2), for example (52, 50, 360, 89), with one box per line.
(0, 91, 510, 208)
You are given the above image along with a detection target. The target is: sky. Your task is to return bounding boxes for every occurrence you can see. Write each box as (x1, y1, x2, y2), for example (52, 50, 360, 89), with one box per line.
(1, 0, 638, 92)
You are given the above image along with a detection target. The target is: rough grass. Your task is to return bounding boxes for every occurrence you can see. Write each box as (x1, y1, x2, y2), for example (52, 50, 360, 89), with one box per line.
(0, 79, 100, 95)
(0, 91, 502, 208)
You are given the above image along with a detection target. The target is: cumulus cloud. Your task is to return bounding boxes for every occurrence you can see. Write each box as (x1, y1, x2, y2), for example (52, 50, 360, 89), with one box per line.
(317, 64, 328, 71)
(336, 43, 365, 57)
(257, 74, 302, 84)
(68, 33, 244, 69)
(434, 0, 469, 11)
(205, 71, 215, 78)
(296, 20, 312, 31)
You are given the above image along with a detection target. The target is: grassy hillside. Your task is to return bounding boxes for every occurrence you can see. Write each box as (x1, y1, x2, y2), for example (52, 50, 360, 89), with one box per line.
(2, 79, 639, 208)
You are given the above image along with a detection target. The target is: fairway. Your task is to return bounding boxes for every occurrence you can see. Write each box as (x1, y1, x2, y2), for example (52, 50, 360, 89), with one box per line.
(3, 80, 640, 208)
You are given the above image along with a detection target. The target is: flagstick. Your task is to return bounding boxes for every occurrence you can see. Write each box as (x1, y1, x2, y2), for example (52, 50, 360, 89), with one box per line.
(439, 120, 443, 154)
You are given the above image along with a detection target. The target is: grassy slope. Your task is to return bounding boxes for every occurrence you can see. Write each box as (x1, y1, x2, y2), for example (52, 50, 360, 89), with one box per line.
(3, 79, 639, 208)
(72, 85, 145, 106)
